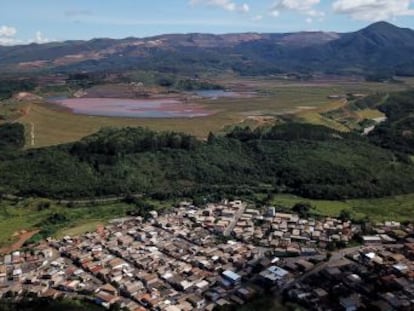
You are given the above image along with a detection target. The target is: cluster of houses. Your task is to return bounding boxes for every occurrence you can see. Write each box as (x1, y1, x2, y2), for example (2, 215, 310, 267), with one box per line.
(0, 244, 102, 300)
(190, 202, 357, 256)
(0, 200, 412, 311)
(287, 222, 414, 310)
(54, 215, 266, 311)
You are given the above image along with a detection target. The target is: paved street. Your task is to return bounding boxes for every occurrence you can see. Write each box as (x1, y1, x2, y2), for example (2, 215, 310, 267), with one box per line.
(223, 202, 246, 236)
(278, 246, 363, 292)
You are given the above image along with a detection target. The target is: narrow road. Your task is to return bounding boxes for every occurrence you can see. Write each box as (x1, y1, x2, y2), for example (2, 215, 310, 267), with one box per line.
(223, 203, 246, 237)
(279, 246, 362, 292)
(59, 193, 143, 206)
(30, 122, 35, 146)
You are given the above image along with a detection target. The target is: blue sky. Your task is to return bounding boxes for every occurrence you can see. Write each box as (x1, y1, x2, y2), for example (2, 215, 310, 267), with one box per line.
(1, 0, 414, 45)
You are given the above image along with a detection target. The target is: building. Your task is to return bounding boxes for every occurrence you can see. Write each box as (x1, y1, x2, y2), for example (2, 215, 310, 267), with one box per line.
(222, 270, 242, 285)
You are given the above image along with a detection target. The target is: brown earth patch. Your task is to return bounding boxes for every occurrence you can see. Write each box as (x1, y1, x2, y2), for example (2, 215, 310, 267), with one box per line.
(0, 230, 40, 255)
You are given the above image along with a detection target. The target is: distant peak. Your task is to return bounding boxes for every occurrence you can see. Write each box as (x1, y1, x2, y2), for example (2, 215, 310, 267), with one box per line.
(363, 21, 400, 31)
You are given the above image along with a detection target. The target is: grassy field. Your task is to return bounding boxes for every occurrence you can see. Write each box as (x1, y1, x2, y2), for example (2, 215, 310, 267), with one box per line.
(292, 99, 351, 131)
(356, 108, 385, 119)
(270, 193, 414, 222)
(0, 197, 179, 249)
(11, 78, 414, 148)
(55, 220, 104, 239)
(0, 199, 135, 248)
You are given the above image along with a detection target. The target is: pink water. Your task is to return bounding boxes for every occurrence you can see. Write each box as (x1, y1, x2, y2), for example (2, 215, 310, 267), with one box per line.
(53, 98, 212, 118)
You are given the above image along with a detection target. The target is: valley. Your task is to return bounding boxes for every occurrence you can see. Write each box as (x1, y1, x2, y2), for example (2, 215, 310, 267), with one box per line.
(4, 76, 412, 148)
(0, 17, 414, 311)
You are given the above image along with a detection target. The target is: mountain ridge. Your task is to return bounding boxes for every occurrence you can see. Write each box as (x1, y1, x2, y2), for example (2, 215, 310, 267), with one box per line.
(1, 21, 413, 76)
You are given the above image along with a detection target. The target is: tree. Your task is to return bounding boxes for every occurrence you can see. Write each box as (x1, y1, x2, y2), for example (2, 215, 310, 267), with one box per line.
(109, 302, 122, 311)
(338, 209, 352, 221)
(207, 132, 216, 144)
(292, 202, 311, 218)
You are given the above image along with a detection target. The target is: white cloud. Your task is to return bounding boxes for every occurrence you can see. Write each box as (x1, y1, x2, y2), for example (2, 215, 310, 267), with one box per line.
(0, 37, 21, 45)
(0, 26, 51, 46)
(241, 3, 250, 13)
(64, 9, 93, 17)
(270, 0, 324, 17)
(332, 0, 414, 21)
(0, 25, 17, 37)
(0, 25, 21, 45)
(307, 9, 325, 18)
(270, 10, 280, 17)
(190, 0, 250, 13)
(33, 31, 50, 44)
(252, 15, 263, 21)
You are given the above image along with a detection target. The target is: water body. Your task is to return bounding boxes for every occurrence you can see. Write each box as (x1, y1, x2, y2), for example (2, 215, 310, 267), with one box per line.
(193, 90, 240, 99)
(51, 98, 211, 118)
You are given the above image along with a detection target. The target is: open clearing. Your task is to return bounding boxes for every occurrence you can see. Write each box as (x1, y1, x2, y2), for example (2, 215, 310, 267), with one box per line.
(13, 78, 414, 148)
(0, 230, 39, 255)
(270, 193, 414, 222)
(55, 220, 103, 239)
(0, 199, 134, 248)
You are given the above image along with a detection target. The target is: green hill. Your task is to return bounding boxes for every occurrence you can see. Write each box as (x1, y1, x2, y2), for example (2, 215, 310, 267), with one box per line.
(1, 120, 414, 200)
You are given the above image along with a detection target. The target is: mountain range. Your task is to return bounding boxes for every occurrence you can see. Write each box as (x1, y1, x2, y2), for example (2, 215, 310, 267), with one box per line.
(1, 21, 414, 77)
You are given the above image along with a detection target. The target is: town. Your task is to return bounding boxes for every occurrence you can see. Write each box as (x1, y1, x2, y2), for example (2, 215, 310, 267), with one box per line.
(0, 200, 413, 311)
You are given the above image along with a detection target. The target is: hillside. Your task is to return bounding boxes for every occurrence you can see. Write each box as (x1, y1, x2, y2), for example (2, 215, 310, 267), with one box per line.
(1, 22, 414, 76)
(1, 103, 414, 201)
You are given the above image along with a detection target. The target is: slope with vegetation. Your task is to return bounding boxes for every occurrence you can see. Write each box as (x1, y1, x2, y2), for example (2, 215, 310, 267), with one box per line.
(1, 95, 414, 201)
(369, 91, 414, 154)
(0, 91, 413, 247)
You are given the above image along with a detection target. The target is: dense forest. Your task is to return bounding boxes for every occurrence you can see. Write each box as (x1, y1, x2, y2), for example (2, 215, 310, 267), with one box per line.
(0, 122, 25, 150)
(369, 91, 414, 154)
(0, 79, 36, 100)
(1, 91, 414, 201)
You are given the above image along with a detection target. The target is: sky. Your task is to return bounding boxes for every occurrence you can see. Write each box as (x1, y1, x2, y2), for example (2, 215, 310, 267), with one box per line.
(1, 0, 414, 45)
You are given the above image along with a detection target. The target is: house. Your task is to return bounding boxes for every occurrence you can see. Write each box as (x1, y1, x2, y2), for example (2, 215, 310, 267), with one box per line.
(187, 294, 206, 309)
(362, 236, 382, 245)
(222, 270, 241, 285)
(95, 291, 120, 309)
(98, 283, 118, 296)
(340, 294, 361, 311)
(295, 259, 314, 272)
(236, 287, 256, 300)
(259, 266, 289, 285)
(393, 263, 409, 275)
(195, 280, 209, 292)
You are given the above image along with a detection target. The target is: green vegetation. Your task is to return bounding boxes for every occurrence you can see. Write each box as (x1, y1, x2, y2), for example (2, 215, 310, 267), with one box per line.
(0, 123, 25, 150)
(0, 196, 174, 246)
(317, 93, 388, 132)
(0, 99, 27, 122)
(175, 79, 222, 91)
(11, 77, 412, 148)
(0, 198, 135, 247)
(1, 122, 414, 201)
(0, 79, 35, 100)
(268, 193, 414, 222)
(369, 91, 414, 154)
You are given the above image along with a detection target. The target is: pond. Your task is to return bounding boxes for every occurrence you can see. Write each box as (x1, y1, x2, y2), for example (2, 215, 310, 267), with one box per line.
(51, 98, 212, 118)
(193, 90, 241, 99)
